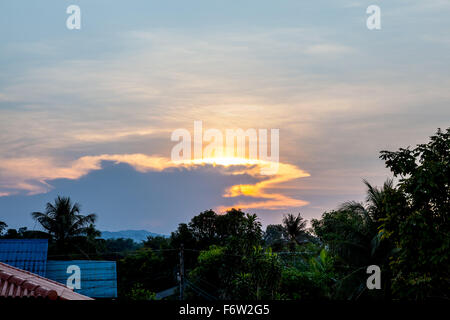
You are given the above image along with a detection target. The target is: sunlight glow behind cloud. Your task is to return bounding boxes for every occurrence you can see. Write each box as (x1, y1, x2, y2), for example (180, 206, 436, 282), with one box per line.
(1, 0, 450, 230)
(0, 153, 310, 213)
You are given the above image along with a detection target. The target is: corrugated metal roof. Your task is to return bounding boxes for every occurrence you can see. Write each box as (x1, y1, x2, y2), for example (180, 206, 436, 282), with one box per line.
(46, 260, 117, 298)
(0, 262, 93, 300)
(0, 239, 48, 276)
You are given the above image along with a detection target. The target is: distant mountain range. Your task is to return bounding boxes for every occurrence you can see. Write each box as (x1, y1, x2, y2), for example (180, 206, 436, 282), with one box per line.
(100, 230, 167, 243)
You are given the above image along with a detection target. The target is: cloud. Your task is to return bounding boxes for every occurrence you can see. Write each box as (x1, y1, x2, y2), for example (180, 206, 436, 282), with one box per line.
(0, 154, 170, 195)
(0, 153, 310, 212)
(1, 8, 450, 229)
(304, 44, 354, 55)
(179, 159, 311, 211)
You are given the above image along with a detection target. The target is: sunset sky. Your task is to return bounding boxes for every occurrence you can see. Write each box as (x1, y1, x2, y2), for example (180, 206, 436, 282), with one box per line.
(1, 0, 449, 234)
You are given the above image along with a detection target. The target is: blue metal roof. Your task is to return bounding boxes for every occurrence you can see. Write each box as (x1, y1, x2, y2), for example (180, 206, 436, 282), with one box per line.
(0, 239, 48, 276)
(46, 260, 117, 298)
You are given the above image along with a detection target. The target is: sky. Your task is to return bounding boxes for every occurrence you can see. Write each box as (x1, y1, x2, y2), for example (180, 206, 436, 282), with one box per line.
(0, 0, 449, 234)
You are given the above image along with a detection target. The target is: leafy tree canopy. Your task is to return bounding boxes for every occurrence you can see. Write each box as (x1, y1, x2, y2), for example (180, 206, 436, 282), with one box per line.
(380, 127, 450, 299)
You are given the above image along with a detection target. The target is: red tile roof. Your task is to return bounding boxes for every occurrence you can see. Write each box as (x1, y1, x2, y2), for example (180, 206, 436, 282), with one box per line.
(0, 262, 93, 300)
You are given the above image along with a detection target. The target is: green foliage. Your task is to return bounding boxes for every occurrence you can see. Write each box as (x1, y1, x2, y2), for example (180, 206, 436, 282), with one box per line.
(263, 224, 288, 251)
(126, 284, 157, 300)
(118, 247, 176, 298)
(93, 238, 143, 260)
(31, 196, 99, 256)
(197, 245, 226, 265)
(172, 209, 262, 251)
(280, 268, 327, 300)
(230, 272, 254, 299)
(171, 208, 263, 270)
(216, 209, 263, 254)
(312, 209, 372, 267)
(0, 225, 52, 240)
(187, 245, 229, 299)
(282, 213, 308, 250)
(105, 238, 141, 253)
(278, 249, 335, 300)
(236, 247, 282, 300)
(144, 235, 171, 250)
(380, 128, 450, 300)
(311, 178, 404, 299)
(32, 196, 97, 241)
(189, 245, 282, 300)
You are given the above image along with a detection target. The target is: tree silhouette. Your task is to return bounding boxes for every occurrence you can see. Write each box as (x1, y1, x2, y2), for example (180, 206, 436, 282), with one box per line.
(282, 213, 307, 247)
(312, 179, 400, 299)
(0, 221, 7, 236)
(380, 127, 450, 299)
(31, 196, 97, 250)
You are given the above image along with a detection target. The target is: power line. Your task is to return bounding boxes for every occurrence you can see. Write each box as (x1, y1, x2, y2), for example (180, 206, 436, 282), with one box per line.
(185, 279, 218, 301)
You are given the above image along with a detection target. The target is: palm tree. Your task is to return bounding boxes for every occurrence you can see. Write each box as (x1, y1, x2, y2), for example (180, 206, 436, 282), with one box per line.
(333, 179, 397, 299)
(282, 213, 307, 247)
(31, 196, 97, 249)
(337, 179, 395, 258)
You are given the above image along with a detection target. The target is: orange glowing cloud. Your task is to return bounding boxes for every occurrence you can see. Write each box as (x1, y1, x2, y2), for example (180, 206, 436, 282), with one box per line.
(175, 157, 310, 211)
(0, 153, 310, 211)
(218, 162, 310, 211)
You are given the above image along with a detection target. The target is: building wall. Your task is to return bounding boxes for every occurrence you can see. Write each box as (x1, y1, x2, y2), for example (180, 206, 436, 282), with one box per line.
(46, 260, 117, 298)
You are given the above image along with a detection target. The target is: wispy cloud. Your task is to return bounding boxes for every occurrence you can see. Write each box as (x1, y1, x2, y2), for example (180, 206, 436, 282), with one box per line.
(1, 1, 450, 228)
(304, 44, 354, 55)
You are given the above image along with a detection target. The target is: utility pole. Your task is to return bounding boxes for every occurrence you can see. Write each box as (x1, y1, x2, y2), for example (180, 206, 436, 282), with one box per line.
(179, 243, 184, 300)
